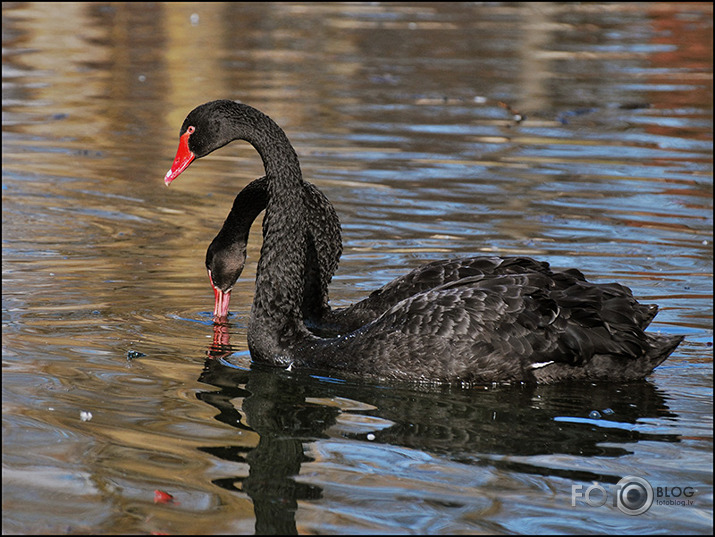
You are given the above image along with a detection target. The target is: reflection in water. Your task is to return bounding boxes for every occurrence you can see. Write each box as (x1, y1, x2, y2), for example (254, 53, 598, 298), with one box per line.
(201, 330, 330, 534)
(198, 326, 679, 533)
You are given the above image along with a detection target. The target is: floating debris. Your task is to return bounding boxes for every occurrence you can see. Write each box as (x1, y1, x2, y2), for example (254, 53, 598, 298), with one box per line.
(127, 350, 146, 360)
(154, 490, 175, 504)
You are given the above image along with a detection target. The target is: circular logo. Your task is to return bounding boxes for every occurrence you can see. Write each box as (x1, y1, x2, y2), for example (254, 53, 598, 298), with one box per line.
(616, 476, 654, 515)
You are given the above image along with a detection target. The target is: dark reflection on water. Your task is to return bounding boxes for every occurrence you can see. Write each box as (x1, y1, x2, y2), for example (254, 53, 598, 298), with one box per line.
(197, 329, 682, 534)
(198, 366, 325, 535)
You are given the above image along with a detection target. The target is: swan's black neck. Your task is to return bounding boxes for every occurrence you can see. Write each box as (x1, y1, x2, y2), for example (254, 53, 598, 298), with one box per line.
(212, 104, 310, 358)
(211, 177, 267, 251)
(205, 178, 268, 292)
(216, 103, 301, 181)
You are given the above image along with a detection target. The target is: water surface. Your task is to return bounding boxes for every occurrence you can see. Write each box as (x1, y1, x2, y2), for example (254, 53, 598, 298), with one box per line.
(2, 2, 712, 534)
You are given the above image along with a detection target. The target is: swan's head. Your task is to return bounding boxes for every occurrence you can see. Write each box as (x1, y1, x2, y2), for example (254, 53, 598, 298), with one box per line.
(164, 100, 252, 185)
(205, 237, 248, 320)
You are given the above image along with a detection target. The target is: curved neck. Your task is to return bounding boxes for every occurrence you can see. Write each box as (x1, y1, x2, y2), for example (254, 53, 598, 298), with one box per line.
(219, 106, 309, 353)
(251, 171, 308, 340)
(214, 176, 269, 249)
(225, 104, 302, 184)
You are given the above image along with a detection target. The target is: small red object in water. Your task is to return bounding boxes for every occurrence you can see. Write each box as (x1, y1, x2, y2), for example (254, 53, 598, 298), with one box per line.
(153, 490, 174, 504)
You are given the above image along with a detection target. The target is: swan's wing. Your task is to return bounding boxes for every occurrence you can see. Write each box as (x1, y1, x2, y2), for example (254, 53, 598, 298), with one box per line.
(369, 256, 551, 301)
(308, 273, 559, 382)
(301, 269, 674, 384)
(332, 272, 657, 382)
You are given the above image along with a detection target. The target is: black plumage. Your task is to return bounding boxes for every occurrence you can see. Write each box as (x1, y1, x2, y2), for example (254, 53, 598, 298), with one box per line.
(166, 100, 683, 385)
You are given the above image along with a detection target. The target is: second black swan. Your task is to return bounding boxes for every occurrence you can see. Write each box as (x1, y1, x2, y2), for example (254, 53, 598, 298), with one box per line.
(164, 99, 682, 384)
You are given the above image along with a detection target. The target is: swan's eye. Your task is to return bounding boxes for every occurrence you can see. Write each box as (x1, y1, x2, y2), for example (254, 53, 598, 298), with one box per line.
(186, 126, 195, 135)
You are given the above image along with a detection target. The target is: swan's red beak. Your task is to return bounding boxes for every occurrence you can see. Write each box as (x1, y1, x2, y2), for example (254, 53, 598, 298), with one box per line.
(213, 287, 232, 320)
(208, 270, 232, 321)
(164, 130, 195, 185)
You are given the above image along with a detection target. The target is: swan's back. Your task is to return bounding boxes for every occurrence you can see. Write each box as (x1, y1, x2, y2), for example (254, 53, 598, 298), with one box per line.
(292, 269, 682, 384)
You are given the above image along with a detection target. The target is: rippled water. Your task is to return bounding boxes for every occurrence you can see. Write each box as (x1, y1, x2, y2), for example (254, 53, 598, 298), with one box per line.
(2, 2, 712, 534)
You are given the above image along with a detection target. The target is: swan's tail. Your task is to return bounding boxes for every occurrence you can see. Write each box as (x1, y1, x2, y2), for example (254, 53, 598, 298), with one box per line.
(644, 333, 684, 373)
(636, 304, 660, 330)
(533, 332, 683, 383)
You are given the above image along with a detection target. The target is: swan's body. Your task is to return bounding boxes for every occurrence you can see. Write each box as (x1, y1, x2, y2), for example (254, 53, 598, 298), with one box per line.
(165, 99, 682, 384)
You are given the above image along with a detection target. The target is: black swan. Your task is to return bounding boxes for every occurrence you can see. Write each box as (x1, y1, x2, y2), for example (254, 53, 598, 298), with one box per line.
(164, 99, 682, 384)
